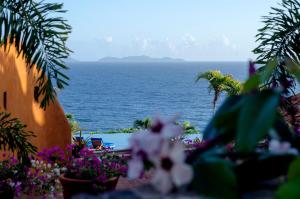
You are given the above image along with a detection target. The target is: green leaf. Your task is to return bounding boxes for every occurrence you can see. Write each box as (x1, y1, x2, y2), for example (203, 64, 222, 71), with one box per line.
(203, 95, 243, 140)
(276, 178, 300, 199)
(192, 158, 238, 199)
(236, 90, 280, 152)
(242, 74, 260, 93)
(288, 158, 300, 180)
(286, 59, 300, 84)
(259, 58, 278, 83)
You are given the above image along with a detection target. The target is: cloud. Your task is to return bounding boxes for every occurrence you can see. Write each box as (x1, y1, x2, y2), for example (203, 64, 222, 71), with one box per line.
(222, 35, 230, 46)
(182, 33, 197, 46)
(90, 34, 246, 61)
(141, 39, 148, 50)
(103, 36, 113, 43)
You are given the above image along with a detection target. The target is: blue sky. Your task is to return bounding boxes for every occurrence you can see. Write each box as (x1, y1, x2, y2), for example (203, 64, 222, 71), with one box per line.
(47, 0, 278, 61)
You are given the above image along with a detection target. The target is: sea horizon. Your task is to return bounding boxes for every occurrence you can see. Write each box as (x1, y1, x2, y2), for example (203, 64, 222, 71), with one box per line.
(59, 61, 248, 133)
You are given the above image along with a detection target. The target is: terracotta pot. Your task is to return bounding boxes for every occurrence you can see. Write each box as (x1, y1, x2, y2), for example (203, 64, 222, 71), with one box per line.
(59, 174, 119, 199)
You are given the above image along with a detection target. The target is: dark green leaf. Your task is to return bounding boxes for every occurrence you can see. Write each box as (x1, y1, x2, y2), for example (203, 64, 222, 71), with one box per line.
(236, 90, 280, 152)
(192, 158, 238, 199)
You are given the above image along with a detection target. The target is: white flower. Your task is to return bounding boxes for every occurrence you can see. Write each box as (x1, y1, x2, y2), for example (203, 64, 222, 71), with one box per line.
(61, 167, 67, 172)
(127, 158, 144, 180)
(31, 159, 35, 164)
(130, 131, 162, 158)
(9, 182, 15, 187)
(151, 142, 193, 194)
(269, 139, 298, 155)
(150, 116, 182, 139)
(47, 163, 52, 168)
(53, 168, 60, 176)
(47, 174, 52, 179)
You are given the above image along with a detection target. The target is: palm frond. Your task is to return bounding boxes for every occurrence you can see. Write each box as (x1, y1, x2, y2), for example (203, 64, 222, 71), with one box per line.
(0, 112, 37, 162)
(253, 0, 300, 94)
(0, 0, 71, 109)
(196, 70, 241, 111)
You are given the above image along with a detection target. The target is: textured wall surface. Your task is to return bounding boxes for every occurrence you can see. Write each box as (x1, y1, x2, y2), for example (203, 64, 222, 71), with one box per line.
(0, 45, 71, 151)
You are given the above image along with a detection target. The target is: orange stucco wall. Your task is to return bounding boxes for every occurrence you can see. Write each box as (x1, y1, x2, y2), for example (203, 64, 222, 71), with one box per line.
(0, 45, 71, 151)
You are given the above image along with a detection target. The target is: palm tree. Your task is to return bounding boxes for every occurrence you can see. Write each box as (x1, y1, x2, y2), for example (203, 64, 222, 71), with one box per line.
(253, 0, 300, 94)
(0, 0, 71, 161)
(133, 117, 152, 129)
(0, 0, 71, 109)
(196, 70, 241, 112)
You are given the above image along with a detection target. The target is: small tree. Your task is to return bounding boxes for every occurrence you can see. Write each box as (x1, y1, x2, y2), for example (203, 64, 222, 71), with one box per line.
(196, 70, 241, 112)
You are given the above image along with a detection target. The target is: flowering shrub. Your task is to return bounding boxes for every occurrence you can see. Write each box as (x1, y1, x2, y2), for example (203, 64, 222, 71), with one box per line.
(37, 146, 69, 167)
(23, 160, 62, 198)
(0, 155, 63, 198)
(37, 145, 128, 191)
(128, 116, 193, 194)
(0, 156, 23, 197)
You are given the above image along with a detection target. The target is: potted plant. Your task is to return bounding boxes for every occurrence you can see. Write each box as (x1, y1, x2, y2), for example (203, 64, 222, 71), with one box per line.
(37, 146, 127, 199)
(61, 147, 127, 199)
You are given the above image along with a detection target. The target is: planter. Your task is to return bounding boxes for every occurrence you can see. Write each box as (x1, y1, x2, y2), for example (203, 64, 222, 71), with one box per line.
(59, 174, 119, 199)
(0, 189, 14, 199)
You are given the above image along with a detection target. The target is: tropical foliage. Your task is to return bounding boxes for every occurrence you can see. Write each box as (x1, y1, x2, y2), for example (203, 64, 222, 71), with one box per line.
(66, 114, 82, 134)
(0, 112, 36, 162)
(0, 0, 71, 109)
(0, 0, 70, 165)
(253, 0, 300, 94)
(196, 70, 241, 111)
(133, 117, 152, 129)
(103, 118, 200, 134)
(188, 62, 300, 199)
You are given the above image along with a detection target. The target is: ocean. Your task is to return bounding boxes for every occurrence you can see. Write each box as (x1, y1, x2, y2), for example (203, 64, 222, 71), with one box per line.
(58, 61, 248, 149)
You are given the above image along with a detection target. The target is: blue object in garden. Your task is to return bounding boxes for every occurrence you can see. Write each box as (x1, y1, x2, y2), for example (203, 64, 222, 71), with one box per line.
(103, 142, 115, 149)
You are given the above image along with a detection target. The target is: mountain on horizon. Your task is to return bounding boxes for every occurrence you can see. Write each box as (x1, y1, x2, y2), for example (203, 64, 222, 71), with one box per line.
(98, 56, 185, 63)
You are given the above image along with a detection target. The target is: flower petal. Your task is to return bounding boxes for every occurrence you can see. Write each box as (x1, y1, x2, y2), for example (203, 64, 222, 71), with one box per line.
(151, 169, 173, 194)
(161, 124, 182, 138)
(170, 142, 185, 163)
(171, 163, 193, 187)
(127, 158, 144, 179)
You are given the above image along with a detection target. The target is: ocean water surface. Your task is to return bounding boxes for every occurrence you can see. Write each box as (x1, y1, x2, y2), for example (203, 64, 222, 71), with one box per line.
(58, 62, 248, 149)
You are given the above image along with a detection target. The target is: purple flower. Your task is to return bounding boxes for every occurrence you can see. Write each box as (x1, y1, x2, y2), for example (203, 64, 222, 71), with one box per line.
(294, 125, 300, 136)
(248, 61, 256, 76)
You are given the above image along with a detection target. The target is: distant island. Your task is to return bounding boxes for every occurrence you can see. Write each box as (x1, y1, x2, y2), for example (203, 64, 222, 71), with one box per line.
(98, 56, 185, 63)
